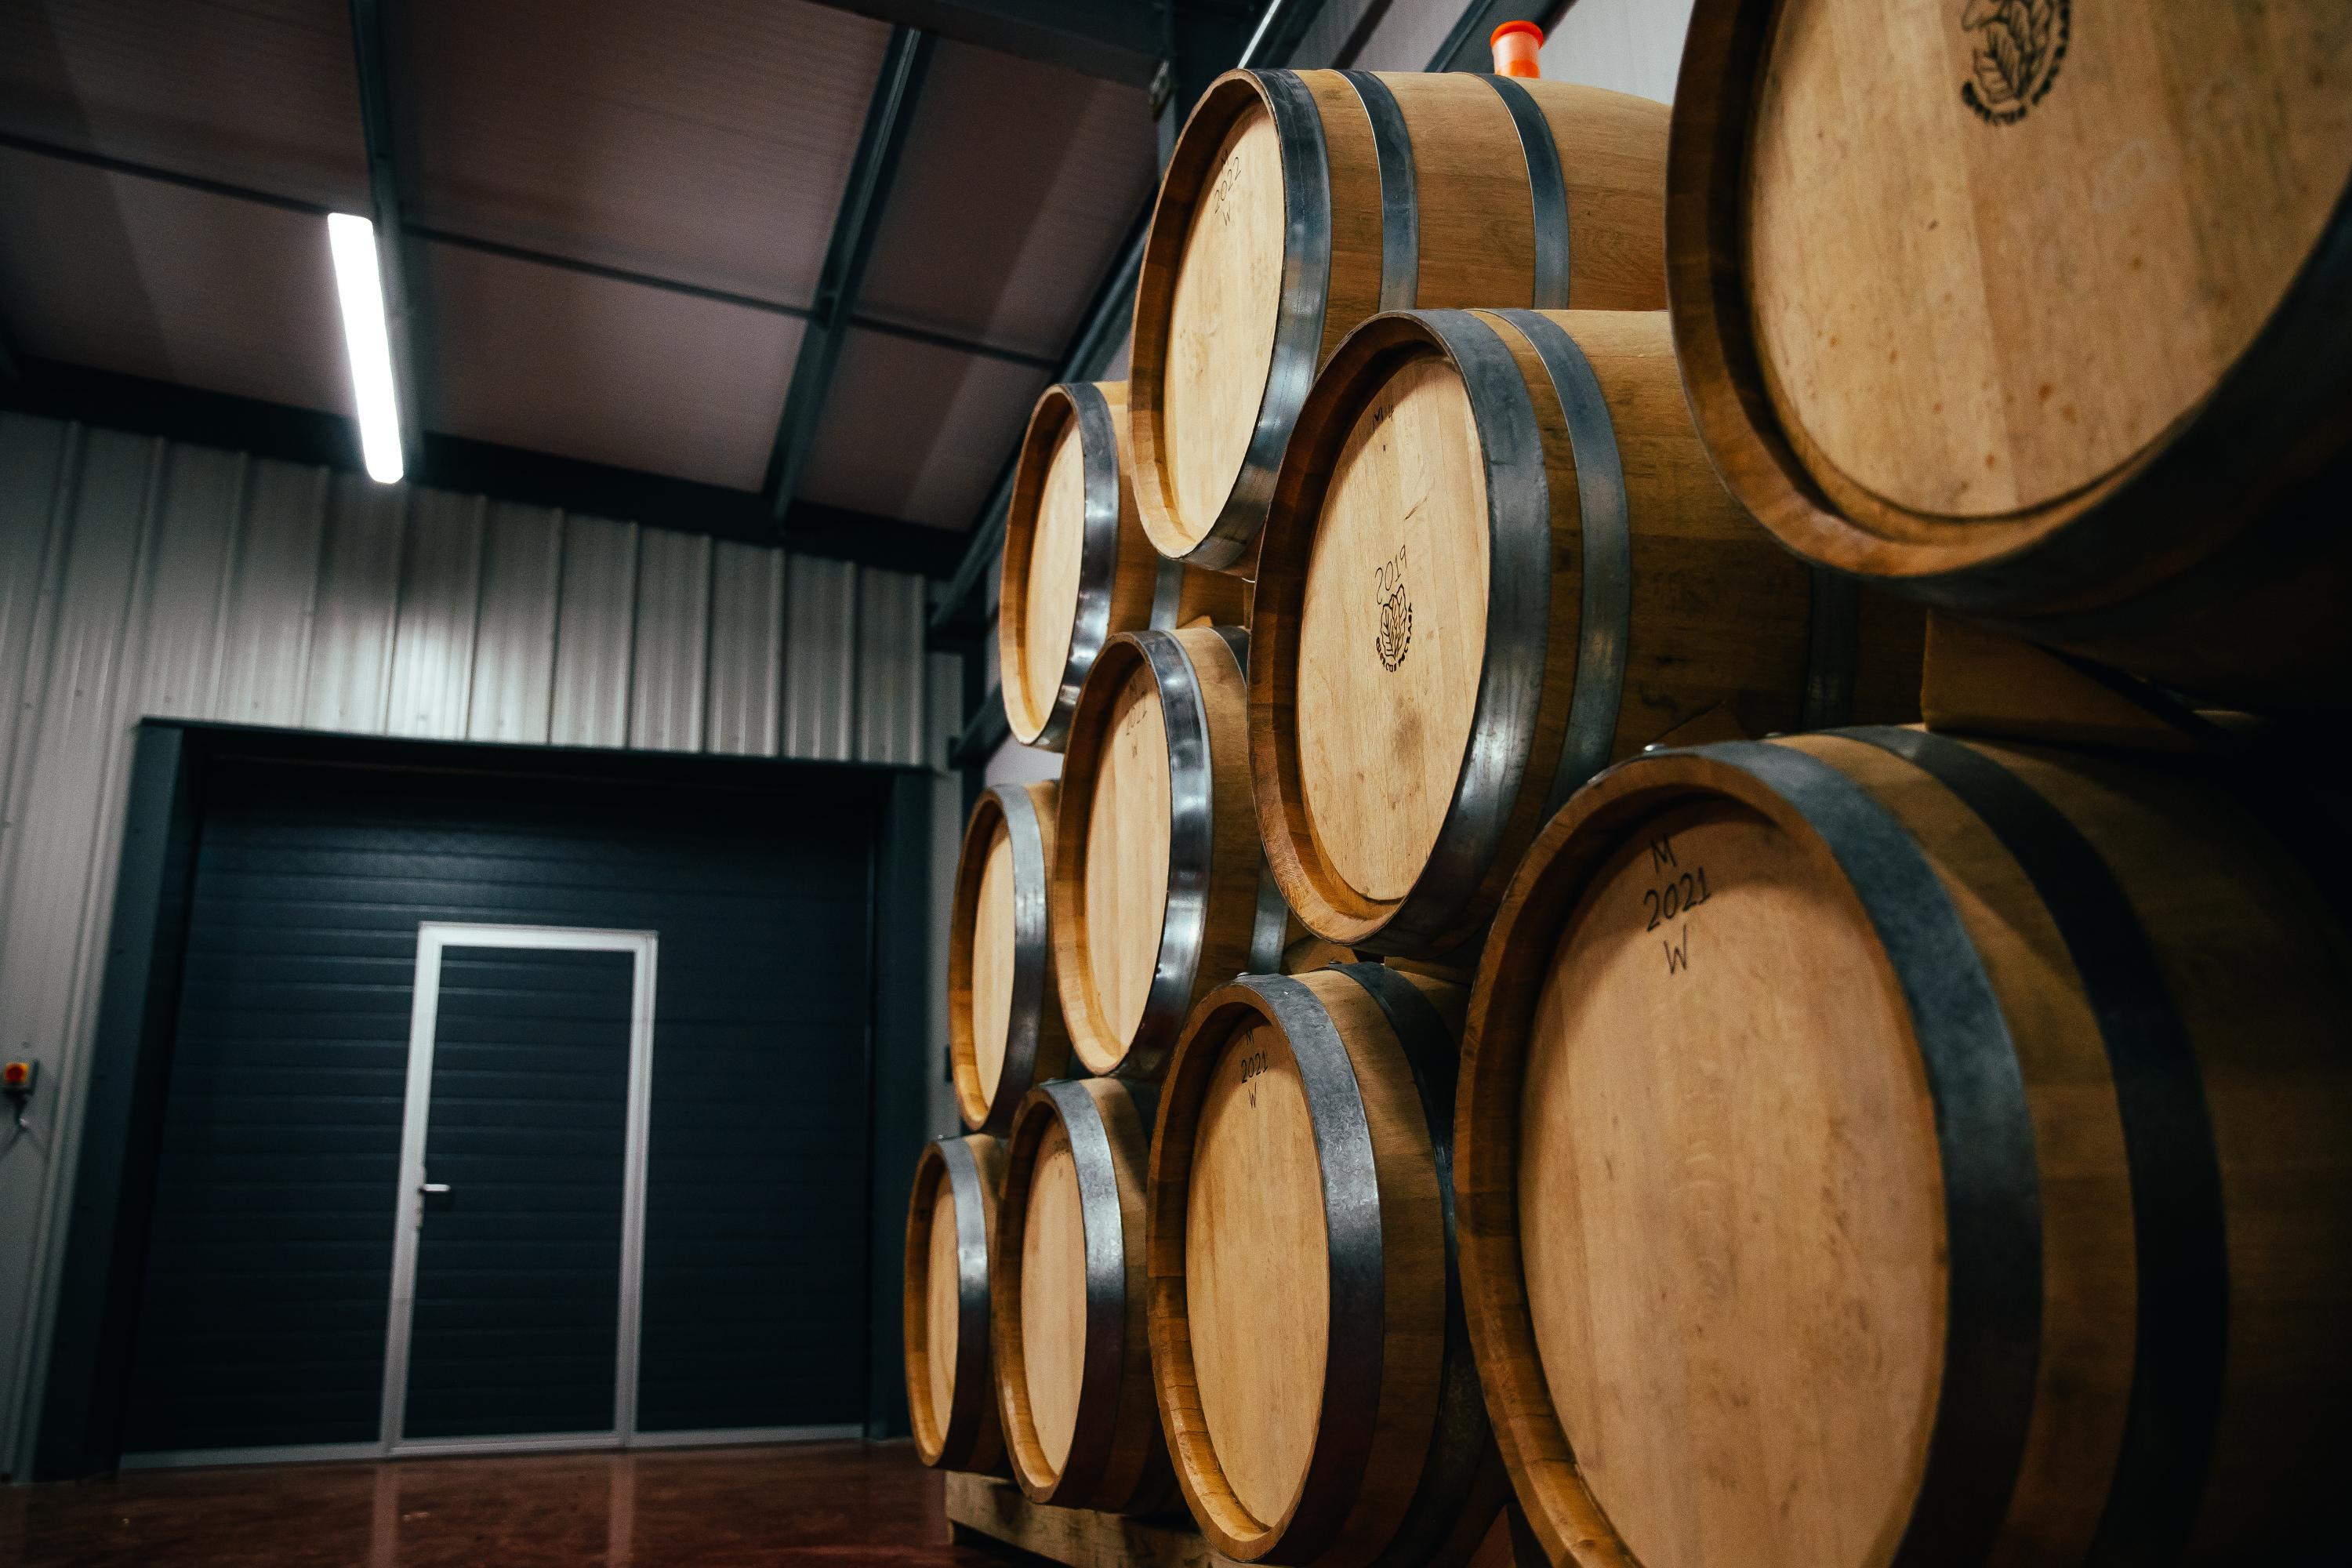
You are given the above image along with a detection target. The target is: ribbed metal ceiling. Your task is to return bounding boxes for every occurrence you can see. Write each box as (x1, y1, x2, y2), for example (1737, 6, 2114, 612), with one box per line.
(0, 0, 1167, 535)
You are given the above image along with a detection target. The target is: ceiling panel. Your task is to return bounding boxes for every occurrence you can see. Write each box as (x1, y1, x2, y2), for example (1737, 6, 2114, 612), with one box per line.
(797, 326, 1051, 529)
(857, 38, 1156, 358)
(400, 0, 891, 310)
(0, 148, 350, 411)
(0, 0, 367, 209)
(424, 240, 802, 492)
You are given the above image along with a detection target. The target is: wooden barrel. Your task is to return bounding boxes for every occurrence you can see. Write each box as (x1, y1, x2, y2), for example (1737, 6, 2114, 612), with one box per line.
(1252, 307, 1922, 958)
(1668, 0, 2352, 711)
(1051, 626, 1275, 1079)
(1457, 731, 2352, 1566)
(904, 1134, 1009, 1474)
(1130, 68, 1671, 572)
(999, 382, 1247, 749)
(949, 782, 1070, 1132)
(992, 1077, 1174, 1513)
(1149, 965, 1508, 1567)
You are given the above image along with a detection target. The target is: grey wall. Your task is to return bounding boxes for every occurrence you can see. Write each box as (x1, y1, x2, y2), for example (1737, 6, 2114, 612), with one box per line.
(0, 411, 960, 1479)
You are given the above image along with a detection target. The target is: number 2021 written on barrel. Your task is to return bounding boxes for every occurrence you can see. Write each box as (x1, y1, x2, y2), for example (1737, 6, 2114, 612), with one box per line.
(1641, 835, 1711, 974)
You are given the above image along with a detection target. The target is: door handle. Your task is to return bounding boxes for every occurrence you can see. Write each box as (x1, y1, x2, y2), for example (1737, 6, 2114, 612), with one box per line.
(419, 1183, 451, 1196)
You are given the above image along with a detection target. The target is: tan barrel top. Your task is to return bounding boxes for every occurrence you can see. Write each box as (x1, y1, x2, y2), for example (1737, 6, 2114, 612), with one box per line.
(1162, 102, 1289, 546)
(923, 1181, 961, 1432)
(968, 818, 1018, 1108)
(1184, 1015, 1332, 1529)
(1519, 800, 1943, 1567)
(1018, 1119, 1090, 1476)
(1016, 410, 1091, 728)
(1743, 0, 2352, 523)
(1295, 350, 1490, 909)
(1077, 661, 1174, 1065)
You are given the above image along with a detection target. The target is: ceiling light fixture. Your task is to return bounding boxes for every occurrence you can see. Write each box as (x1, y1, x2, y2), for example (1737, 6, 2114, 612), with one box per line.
(326, 212, 405, 484)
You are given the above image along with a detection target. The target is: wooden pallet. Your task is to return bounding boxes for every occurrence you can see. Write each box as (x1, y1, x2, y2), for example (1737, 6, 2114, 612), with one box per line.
(944, 1473, 1530, 1568)
(944, 1472, 1231, 1567)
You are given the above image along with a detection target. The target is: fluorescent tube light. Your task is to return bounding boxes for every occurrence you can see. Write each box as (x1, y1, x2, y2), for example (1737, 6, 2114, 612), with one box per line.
(327, 212, 405, 484)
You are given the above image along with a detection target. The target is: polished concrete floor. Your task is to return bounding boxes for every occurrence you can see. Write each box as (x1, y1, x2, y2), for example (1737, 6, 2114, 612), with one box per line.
(0, 1440, 996, 1567)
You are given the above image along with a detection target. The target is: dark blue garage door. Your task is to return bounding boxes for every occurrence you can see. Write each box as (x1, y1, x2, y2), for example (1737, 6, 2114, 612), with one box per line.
(118, 758, 876, 1455)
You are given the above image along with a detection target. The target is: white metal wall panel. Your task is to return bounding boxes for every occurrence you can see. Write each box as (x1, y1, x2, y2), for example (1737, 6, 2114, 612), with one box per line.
(628, 528, 712, 753)
(857, 568, 925, 765)
(304, 475, 409, 734)
(133, 445, 244, 721)
(0, 408, 929, 1477)
(214, 459, 328, 728)
(705, 540, 785, 758)
(550, 514, 638, 749)
(1541, 0, 1694, 103)
(0, 424, 154, 1471)
(467, 501, 564, 744)
(386, 490, 487, 739)
(784, 556, 857, 762)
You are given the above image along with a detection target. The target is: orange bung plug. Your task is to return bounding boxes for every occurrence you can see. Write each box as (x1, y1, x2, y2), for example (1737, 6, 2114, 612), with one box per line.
(1490, 20, 1542, 78)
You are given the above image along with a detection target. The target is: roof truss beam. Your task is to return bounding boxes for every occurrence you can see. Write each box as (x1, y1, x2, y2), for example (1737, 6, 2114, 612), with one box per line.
(346, 0, 425, 473)
(803, 0, 1173, 85)
(763, 26, 934, 532)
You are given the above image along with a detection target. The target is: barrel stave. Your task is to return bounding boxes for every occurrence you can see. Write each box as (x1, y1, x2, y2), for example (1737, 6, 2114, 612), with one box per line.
(949, 782, 1069, 1131)
(904, 1134, 1010, 1475)
(993, 1077, 1174, 1514)
(1457, 734, 2352, 1566)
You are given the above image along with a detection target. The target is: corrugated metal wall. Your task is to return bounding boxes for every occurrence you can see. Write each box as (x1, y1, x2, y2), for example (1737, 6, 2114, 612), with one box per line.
(0, 411, 940, 1476)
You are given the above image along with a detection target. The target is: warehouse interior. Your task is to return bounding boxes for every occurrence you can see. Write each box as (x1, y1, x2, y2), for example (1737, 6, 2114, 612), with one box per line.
(5, 1, 2346, 1566)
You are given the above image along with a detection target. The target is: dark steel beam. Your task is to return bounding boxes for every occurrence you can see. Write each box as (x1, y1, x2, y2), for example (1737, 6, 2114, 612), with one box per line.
(804, 0, 1167, 85)
(929, 0, 1341, 644)
(1, 358, 971, 578)
(764, 27, 934, 531)
(0, 315, 23, 397)
(0, 130, 1055, 370)
(346, 0, 426, 472)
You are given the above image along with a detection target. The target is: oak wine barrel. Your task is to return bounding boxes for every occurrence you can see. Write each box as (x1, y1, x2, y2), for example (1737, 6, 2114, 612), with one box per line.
(1668, 0, 2352, 710)
(992, 1077, 1174, 1514)
(999, 382, 1246, 748)
(1051, 626, 1274, 1079)
(904, 1134, 1009, 1474)
(1131, 67, 1670, 572)
(1457, 731, 2352, 1566)
(1149, 965, 1508, 1567)
(949, 782, 1070, 1132)
(1252, 307, 1922, 957)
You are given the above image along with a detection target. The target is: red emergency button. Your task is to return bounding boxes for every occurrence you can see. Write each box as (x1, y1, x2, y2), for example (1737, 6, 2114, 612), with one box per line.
(2, 1062, 31, 1090)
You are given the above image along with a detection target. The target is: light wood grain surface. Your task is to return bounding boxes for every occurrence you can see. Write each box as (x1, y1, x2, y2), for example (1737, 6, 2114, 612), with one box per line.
(1023, 414, 1090, 723)
(1746, 0, 2352, 522)
(925, 1181, 964, 1447)
(971, 819, 1018, 1106)
(1185, 1018, 1330, 1530)
(906, 1135, 1007, 1474)
(1253, 307, 1922, 956)
(952, 784, 1069, 1131)
(1296, 354, 1490, 907)
(1520, 802, 1942, 1568)
(1165, 103, 1287, 544)
(1084, 666, 1173, 1059)
(1021, 1121, 1090, 1478)
(1458, 732, 2352, 1565)
(1132, 67, 1670, 564)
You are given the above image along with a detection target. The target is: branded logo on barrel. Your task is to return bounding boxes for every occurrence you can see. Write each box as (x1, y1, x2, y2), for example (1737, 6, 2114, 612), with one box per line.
(1373, 544, 1411, 671)
(1960, 0, 2069, 125)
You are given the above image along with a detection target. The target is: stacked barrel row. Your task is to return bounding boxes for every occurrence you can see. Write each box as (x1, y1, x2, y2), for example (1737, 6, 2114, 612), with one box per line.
(913, 8, 2352, 1568)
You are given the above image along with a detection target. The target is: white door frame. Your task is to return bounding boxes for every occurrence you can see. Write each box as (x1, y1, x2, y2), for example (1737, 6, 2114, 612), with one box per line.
(379, 921, 659, 1456)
